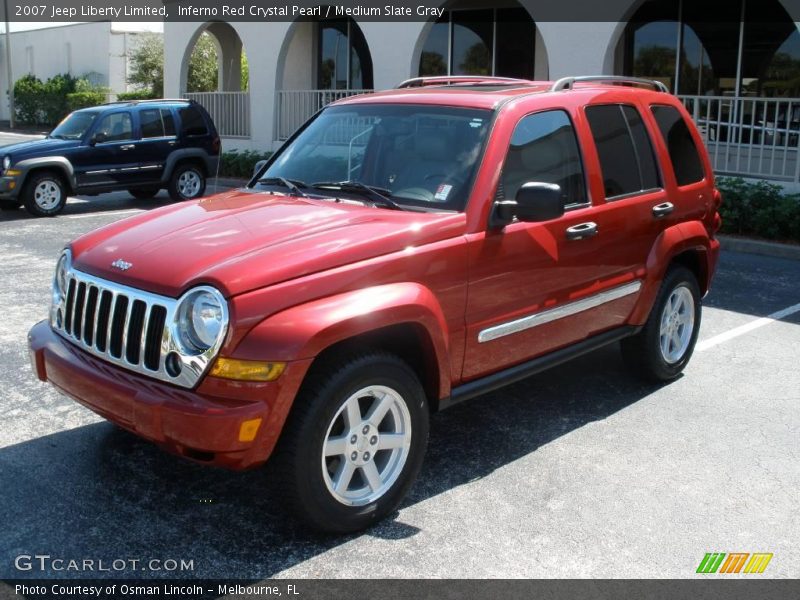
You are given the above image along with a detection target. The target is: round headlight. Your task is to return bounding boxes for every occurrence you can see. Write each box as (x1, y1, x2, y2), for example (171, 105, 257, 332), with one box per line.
(2, 156, 10, 171)
(176, 288, 226, 353)
(54, 251, 70, 299)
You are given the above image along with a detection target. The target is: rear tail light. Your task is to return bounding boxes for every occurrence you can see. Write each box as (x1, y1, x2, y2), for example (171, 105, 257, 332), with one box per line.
(212, 136, 221, 154)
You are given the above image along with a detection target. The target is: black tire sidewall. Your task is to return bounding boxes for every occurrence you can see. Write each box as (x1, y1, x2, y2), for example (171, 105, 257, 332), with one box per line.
(169, 165, 206, 200)
(129, 188, 159, 200)
(23, 173, 67, 217)
(287, 355, 429, 533)
(643, 267, 702, 380)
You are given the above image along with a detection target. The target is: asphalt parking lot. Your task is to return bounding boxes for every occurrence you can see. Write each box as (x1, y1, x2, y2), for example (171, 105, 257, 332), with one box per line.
(0, 137, 798, 579)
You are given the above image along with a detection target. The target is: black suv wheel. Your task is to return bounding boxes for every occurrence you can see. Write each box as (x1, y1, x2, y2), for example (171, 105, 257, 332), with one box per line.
(129, 188, 160, 200)
(23, 171, 67, 217)
(168, 164, 206, 201)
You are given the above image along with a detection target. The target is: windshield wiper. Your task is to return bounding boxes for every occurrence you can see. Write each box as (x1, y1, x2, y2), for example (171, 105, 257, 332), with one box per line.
(257, 176, 308, 197)
(310, 181, 404, 211)
(48, 134, 66, 139)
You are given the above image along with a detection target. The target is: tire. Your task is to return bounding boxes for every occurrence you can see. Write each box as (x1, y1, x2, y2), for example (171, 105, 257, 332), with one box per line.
(273, 351, 429, 533)
(621, 265, 702, 382)
(168, 164, 206, 201)
(0, 199, 20, 211)
(22, 171, 68, 217)
(129, 188, 159, 200)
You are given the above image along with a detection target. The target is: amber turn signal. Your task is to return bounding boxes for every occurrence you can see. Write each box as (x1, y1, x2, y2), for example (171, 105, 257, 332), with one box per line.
(238, 418, 262, 442)
(210, 358, 286, 381)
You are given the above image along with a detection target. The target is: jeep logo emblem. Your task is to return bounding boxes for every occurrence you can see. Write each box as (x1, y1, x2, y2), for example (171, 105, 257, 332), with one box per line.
(111, 259, 132, 271)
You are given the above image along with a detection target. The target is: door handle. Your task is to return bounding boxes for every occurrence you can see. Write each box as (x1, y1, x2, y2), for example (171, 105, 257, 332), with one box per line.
(120, 144, 135, 150)
(652, 202, 674, 218)
(565, 222, 598, 240)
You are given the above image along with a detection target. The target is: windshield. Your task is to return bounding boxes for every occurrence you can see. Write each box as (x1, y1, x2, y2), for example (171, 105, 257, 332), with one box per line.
(50, 111, 100, 140)
(260, 104, 492, 210)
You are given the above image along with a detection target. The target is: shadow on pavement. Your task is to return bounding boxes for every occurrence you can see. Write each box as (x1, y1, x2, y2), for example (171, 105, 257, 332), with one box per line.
(0, 343, 662, 579)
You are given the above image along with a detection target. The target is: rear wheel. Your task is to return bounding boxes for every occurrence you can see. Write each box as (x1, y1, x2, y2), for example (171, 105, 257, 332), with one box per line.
(128, 188, 159, 200)
(168, 164, 206, 201)
(621, 265, 701, 382)
(274, 351, 429, 533)
(22, 171, 67, 217)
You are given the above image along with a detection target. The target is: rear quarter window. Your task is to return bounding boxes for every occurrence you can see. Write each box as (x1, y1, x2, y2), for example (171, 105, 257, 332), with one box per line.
(651, 105, 705, 186)
(178, 106, 208, 137)
(585, 104, 660, 199)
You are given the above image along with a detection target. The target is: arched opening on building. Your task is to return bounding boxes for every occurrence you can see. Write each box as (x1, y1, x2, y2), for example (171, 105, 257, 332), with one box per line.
(618, 0, 800, 181)
(181, 22, 250, 138)
(275, 16, 374, 140)
(417, 2, 537, 79)
(619, 0, 799, 97)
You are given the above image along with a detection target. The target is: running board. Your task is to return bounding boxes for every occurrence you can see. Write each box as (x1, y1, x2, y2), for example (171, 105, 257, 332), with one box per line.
(440, 326, 639, 411)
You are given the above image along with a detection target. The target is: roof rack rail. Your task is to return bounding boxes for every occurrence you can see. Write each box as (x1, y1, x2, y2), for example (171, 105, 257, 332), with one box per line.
(551, 76, 670, 93)
(397, 75, 532, 89)
(102, 98, 194, 106)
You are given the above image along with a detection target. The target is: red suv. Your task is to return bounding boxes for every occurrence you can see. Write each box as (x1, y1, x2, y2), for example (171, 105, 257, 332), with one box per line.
(29, 76, 721, 532)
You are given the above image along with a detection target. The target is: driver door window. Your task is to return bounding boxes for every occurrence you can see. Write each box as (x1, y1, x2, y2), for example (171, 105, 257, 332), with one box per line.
(500, 110, 587, 208)
(95, 112, 133, 142)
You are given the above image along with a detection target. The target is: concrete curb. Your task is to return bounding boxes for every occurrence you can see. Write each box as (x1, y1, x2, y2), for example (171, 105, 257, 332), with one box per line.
(718, 234, 800, 261)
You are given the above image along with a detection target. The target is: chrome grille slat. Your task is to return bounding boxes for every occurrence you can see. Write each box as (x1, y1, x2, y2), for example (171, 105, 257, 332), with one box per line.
(51, 265, 227, 389)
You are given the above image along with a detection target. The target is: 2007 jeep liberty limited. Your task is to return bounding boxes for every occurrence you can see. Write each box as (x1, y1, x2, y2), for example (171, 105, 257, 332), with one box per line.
(29, 76, 722, 532)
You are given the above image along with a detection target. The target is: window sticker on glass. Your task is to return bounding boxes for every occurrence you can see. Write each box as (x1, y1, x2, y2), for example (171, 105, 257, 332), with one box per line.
(434, 184, 453, 201)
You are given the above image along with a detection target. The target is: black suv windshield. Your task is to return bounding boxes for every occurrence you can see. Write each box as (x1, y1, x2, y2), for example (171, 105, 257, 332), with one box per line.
(260, 104, 492, 210)
(50, 111, 100, 140)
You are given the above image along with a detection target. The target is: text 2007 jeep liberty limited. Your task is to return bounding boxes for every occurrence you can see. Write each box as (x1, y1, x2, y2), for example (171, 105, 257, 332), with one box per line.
(29, 76, 721, 532)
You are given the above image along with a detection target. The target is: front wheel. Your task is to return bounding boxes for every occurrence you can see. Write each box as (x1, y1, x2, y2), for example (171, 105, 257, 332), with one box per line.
(274, 352, 429, 533)
(621, 265, 702, 382)
(23, 172, 67, 217)
(168, 164, 206, 201)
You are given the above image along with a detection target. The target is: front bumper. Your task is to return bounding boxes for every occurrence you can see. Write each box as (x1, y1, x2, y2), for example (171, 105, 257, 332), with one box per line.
(28, 320, 311, 470)
(0, 175, 20, 199)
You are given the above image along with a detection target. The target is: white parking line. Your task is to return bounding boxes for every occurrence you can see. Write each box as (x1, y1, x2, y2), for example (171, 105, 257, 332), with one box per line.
(66, 209, 144, 220)
(697, 301, 800, 351)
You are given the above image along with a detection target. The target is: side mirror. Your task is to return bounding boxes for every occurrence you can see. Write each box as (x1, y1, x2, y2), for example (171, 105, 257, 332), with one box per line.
(90, 132, 107, 146)
(252, 160, 267, 178)
(493, 182, 564, 226)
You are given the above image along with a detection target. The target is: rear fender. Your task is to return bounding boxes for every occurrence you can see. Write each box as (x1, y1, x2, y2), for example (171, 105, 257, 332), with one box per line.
(629, 221, 715, 325)
(231, 282, 452, 398)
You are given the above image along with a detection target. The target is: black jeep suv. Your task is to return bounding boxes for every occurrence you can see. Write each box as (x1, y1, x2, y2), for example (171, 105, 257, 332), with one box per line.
(0, 99, 220, 217)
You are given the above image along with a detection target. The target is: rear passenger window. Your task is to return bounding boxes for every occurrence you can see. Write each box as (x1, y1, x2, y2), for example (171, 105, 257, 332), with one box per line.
(585, 104, 660, 199)
(179, 106, 208, 137)
(140, 109, 166, 138)
(651, 105, 705, 186)
(161, 109, 176, 136)
(501, 110, 587, 208)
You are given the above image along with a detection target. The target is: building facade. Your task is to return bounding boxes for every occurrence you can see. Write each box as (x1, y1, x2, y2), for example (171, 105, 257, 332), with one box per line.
(171, 0, 798, 182)
(0, 22, 160, 121)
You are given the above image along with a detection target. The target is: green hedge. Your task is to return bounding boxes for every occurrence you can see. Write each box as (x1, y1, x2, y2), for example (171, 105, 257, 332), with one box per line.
(116, 91, 157, 101)
(14, 73, 108, 125)
(219, 150, 273, 179)
(66, 91, 106, 112)
(716, 177, 800, 243)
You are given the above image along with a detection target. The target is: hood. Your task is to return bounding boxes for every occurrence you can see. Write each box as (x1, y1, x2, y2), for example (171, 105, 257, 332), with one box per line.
(2, 138, 80, 159)
(71, 189, 466, 298)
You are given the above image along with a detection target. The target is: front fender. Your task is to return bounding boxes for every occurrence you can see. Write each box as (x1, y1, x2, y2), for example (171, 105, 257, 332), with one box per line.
(629, 221, 718, 325)
(230, 283, 452, 398)
(15, 156, 76, 192)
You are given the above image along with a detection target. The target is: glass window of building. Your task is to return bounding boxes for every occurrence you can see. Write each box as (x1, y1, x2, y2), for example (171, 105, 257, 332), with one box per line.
(318, 19, 373, 90)
(419, 6, 535, 79)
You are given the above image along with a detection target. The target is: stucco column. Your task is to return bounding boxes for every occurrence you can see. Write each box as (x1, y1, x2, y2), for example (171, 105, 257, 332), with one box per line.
(360, 21, 428, 89)
(207, 23, 243, 92)
(535, 22, 621, 79)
